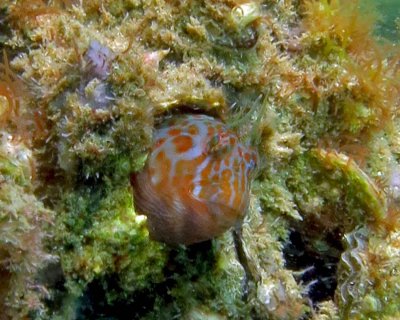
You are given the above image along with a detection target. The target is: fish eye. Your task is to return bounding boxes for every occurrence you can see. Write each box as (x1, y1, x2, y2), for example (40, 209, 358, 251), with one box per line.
(245, 152, 258, 173)
(246, 159, 256, 171)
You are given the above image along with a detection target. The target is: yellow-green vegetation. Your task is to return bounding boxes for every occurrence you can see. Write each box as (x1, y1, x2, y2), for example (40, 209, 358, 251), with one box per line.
(0, 133, 55, 319)
(56, 183, 167, 290)
(0, 0, 399, 319)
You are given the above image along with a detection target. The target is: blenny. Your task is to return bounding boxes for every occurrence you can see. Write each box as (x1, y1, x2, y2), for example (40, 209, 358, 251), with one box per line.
(131, 114, 258, 245)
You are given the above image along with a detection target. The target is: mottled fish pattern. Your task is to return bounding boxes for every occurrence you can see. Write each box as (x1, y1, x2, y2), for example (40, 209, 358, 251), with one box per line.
(132, 114, 258, 245)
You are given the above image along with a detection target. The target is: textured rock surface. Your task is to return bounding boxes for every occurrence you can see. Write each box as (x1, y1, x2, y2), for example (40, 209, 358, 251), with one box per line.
(0, 0, 399, 319)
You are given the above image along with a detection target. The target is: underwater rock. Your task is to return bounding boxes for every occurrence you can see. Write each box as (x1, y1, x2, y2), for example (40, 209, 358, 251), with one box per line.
(82, 78, 115, 109)
(336, 227, 400, 319)
(132, 114, 258, 245)
(0, 132, 55, 319)
(2, 0, 400, 318)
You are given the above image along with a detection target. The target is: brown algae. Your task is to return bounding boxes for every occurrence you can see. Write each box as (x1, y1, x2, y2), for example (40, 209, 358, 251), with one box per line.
(0, 0, 399, 318)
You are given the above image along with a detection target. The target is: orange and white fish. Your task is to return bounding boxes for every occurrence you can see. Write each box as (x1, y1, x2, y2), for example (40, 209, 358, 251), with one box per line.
(131, 114, 258, 245)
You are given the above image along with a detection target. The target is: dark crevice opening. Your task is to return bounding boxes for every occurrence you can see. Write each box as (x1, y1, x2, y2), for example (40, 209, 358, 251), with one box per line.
(283, 229, 343, 306)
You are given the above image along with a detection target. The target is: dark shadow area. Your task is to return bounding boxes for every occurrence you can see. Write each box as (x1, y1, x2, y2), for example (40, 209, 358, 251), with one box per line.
(73, 240, 215, 320)
(283, 229, 342, 305)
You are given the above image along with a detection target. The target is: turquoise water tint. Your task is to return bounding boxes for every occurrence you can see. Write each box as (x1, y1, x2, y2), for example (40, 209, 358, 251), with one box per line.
(373, 0, 400, 42)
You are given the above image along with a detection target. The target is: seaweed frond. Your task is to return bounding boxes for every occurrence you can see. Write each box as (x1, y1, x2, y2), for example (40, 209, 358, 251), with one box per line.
(0, 50, 24, 126)
(302, 0, 400, 137)
(0, 50, 47, 145)
(302, 0, 377, 56)
(8, 0, 62, 28)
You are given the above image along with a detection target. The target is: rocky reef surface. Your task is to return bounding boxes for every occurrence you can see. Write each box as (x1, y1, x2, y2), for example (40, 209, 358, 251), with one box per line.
(0, 0, 399, 319)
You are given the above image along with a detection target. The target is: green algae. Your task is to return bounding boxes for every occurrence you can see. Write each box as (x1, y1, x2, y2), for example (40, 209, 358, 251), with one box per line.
(56, 181, 167, 291)
(0, 0, 399, 319)
(311, 149, 387, 222)
(0, 133, 55, 319)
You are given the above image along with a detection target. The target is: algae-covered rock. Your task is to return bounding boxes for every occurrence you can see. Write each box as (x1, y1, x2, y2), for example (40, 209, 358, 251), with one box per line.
(55, 181, 167, 292)
(336, 227, 400, 319)
(1, 0, 400, 319)
(0, 133, 55, 319)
